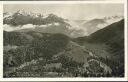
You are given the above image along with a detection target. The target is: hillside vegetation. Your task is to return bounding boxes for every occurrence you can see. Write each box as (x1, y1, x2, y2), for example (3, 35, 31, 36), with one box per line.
(3, 14, 124, 77)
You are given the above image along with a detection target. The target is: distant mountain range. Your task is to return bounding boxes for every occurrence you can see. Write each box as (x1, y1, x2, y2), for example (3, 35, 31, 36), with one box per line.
(3, 11, 70, 26)
(3, 11, 123, 38)
(67, 15, 123, 36)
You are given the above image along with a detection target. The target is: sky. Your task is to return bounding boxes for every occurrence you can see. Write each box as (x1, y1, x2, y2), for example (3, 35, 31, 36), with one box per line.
(4, 3, 124, 20)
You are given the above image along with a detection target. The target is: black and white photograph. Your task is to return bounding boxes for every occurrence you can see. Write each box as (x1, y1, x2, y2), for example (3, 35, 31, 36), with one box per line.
(3, 2, 125, 78)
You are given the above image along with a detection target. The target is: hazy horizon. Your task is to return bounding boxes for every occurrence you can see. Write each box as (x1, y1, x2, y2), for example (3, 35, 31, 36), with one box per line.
(4, 4, 124, 20)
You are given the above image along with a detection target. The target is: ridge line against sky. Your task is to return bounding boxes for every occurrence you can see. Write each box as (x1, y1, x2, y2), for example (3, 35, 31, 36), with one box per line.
(4, 4, 124, 20)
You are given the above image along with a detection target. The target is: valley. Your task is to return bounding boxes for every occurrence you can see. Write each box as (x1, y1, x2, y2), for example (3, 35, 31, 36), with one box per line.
(3, 11, 124, 77)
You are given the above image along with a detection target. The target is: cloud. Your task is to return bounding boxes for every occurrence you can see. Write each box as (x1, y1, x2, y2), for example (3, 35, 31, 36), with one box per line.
(3, 24, 36, 31)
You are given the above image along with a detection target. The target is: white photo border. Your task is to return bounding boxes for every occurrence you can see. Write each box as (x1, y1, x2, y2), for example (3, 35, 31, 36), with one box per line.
(0, 0, 127, 81)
